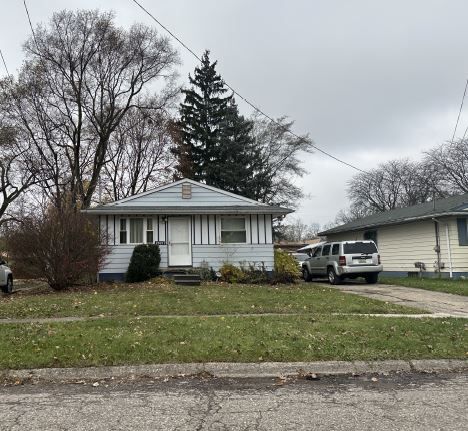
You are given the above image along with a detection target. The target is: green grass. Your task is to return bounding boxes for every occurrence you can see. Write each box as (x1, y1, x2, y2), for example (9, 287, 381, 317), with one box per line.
(0, 315, 465, 369)
(0, 281, 425, 319)
(381, 277, 468, 296)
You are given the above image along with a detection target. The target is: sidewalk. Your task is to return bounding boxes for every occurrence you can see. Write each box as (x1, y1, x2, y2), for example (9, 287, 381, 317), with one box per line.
(1, 359, 467, 384)
(1, 310, 466, 325)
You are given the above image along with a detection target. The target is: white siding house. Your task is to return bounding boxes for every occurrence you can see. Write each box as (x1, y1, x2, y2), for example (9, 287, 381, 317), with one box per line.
(320, 193, 468, 278)
(83, 179, 292, 281)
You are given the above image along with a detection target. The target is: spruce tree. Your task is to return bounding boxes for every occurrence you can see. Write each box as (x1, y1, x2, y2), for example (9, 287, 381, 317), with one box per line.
(175, 51, 263, 198)
(175, 50, 232, 182)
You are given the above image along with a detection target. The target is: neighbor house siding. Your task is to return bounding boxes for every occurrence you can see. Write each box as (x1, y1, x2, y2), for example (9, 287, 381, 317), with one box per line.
(326, 217, 468, 275)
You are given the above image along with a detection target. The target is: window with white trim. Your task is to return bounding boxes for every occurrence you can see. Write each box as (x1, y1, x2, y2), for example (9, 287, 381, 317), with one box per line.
(120, 218, 127, 244)
(221, 217, 247, 243)
(146, 218, 154, 244)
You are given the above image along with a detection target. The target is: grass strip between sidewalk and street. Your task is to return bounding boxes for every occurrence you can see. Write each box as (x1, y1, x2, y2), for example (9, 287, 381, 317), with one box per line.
(380, 277, 468, 297)
(0, 282, 425, 319)
(0, 315, 465, 369)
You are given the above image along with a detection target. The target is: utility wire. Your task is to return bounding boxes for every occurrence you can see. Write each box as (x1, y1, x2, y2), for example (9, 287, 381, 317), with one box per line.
(131, 0, 367, 174)
(0, 48, 10, 76)
(451, 78, 468, 143)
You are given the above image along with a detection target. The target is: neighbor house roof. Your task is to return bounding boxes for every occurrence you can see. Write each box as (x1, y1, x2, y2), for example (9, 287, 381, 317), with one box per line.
(320, 193, 468, 235)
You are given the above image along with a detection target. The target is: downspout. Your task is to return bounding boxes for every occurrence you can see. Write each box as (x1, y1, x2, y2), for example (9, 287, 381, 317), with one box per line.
(432, 217, 454, 279)
(445, 222, 453, 278)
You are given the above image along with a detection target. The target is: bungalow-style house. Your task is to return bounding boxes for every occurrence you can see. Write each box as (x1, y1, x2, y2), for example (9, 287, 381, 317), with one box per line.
(319, 193, 468, 278)
(83, 179, 293, 281)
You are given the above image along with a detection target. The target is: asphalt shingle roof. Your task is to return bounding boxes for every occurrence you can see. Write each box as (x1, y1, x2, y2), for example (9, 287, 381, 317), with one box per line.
(320, 193, 468, 235)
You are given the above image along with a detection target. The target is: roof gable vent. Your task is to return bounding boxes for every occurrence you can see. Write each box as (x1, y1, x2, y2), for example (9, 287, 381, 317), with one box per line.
(182, 183, 192, 199)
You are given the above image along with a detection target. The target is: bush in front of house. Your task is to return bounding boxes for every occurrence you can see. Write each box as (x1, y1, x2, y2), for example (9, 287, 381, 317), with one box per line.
(220, 262, 269, 284)
(272, 248, 301, 283)
(6, 206, 109, 290)
(219, 263, 245, 283)
(126, 244, 161, 283)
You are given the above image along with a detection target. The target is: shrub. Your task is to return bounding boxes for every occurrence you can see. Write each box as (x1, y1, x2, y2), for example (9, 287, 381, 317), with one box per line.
(239, 262, 269, 284)
(273, 249, 301, 283)
(6, 206, 108, 290)
(219, 263, 245, 283)
(126, 244, 161, 283)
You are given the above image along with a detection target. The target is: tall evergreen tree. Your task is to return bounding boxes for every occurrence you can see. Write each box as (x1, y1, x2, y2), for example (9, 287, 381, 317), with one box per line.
(174, 50, 232, 183)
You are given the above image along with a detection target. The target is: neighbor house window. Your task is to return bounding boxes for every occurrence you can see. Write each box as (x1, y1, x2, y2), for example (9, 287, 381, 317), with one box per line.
(364, 230, 378, 245)
(221, 217, 247, 243)
(146, 218, 154, 244)
(120, 218, 127, 244)
(129, 218, 144, 244)
(457, 218, 468, 246)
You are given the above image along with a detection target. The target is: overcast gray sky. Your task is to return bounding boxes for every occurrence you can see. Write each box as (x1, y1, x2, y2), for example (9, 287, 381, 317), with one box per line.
(2, 0, 468, 226)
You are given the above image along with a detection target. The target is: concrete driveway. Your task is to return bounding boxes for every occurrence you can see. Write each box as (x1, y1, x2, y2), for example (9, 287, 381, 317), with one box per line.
(326, 282, 468, 317)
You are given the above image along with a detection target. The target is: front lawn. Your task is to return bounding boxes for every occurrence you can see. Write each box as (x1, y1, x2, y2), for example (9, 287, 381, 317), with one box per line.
(0, 281, 425, 319)
(0, 315, 464, 369)
(380, 277, 468, 297)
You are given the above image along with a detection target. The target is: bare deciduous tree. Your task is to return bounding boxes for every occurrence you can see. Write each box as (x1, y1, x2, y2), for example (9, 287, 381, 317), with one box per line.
(3, 9, 179, 209)
(250, 113, 315, 208)
(424, 139, 468, 194)
(346, 159, 443, 217)
(102, 103, 176, 201)
(0, 124, 38, 225)
(276, 218, 320, 242)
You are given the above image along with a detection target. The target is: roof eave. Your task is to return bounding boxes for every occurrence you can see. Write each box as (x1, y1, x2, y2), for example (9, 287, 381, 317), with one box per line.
(319, 211, 468, 236)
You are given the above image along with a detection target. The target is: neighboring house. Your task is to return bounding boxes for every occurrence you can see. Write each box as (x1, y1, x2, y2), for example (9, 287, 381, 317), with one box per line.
(319, 193, 468, 278)
(83, 179, 293, 281)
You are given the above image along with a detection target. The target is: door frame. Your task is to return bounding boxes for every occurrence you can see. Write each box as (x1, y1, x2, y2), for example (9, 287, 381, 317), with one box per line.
(167, 216, 192, 267)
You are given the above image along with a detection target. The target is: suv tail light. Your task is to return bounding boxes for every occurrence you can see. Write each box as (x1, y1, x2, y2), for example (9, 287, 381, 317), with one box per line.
(378, 254, 381, 264)
(338, 256, 346, 266)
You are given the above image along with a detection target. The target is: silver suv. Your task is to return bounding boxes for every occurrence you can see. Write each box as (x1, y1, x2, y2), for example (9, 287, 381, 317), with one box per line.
(302, 240, 382, 284)
(0, 259, 13, 294)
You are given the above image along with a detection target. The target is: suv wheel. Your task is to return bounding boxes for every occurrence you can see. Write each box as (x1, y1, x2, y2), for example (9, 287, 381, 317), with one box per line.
(365, 273, 379, 284)
(327, 267, 341, 285)
(2, 276, 13, 294)
(302, 267, 312, 282)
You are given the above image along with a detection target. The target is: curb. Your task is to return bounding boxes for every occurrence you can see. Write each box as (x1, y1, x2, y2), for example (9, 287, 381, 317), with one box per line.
(1, 360, 467, 383)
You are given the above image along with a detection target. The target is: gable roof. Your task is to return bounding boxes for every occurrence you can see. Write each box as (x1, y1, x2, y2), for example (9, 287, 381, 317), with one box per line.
(83, 178, 293, 216)
(320, 193, 468, 235)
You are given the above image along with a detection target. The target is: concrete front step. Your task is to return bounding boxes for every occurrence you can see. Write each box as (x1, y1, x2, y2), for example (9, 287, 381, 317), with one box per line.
(172, 274, 201, 286)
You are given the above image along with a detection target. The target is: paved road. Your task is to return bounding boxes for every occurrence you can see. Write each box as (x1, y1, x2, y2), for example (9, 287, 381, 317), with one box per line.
(326, 282, 468, 316)
(1, 372, 467, 430)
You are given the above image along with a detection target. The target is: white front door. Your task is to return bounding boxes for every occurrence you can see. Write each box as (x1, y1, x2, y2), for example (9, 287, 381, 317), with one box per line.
(168, 217, 192, 266)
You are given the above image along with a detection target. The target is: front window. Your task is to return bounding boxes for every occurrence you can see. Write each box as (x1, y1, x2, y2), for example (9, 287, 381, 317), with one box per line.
(129, 219, 144, 244)
(120, 218, 127, 244)
(146, 218, 154, 244)
(221, 217, 247, 243)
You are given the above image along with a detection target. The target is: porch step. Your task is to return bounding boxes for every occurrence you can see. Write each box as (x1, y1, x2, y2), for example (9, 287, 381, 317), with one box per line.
(172, 274, 201, 286)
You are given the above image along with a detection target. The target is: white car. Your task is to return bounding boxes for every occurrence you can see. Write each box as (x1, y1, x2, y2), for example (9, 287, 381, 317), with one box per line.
(0, 259, 13, 294)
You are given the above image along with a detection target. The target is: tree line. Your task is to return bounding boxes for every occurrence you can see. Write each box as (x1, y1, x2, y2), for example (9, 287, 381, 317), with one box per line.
(336, 140, 468, 224)
(0, 9, 315, 228)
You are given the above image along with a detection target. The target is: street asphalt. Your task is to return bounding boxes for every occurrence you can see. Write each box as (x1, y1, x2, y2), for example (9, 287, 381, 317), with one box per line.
(1, 371, 467, 430)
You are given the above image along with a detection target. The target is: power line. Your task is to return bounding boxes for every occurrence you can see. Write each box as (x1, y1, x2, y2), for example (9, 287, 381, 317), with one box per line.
(451, 78, 468, 143)
(0, 48, 10, 76)
(131, 0, 367, 174)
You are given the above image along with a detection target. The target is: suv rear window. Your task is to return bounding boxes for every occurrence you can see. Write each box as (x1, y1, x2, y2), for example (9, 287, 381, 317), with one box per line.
(331, 244, 340, 255)
(343, 242, 377, 254)
(322, 244, 331, 256)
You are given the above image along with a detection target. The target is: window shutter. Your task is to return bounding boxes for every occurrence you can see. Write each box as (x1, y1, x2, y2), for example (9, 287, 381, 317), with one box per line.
(457, 218, 468, 246)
